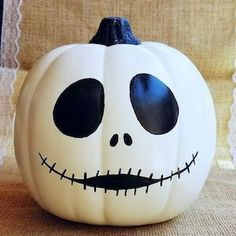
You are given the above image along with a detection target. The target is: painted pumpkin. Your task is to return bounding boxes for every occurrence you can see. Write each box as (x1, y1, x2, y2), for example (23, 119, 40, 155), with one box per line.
(14, 17, 216, 226)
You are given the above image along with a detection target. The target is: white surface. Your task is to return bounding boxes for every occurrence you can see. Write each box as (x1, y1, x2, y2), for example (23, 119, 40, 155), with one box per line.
(14, 43, 216, 225)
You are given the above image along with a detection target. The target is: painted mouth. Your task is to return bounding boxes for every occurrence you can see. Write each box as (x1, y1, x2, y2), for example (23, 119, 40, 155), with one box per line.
(38, 151, 198, 196)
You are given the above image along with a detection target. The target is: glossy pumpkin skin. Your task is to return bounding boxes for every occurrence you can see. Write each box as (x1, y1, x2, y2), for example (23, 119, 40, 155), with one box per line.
(14, 42, 216, 226)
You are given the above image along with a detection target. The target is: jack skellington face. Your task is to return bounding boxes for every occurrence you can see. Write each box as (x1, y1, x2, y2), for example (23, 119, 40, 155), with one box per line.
(39, 72, 198, 196)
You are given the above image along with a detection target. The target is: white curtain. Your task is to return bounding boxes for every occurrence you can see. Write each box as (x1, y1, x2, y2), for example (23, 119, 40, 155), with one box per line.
(0, 0, 22, 165)
(228, 67, 236, 166)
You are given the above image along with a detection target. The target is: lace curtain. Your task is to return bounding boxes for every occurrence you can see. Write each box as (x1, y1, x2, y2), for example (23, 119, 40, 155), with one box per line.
(0, 0, 21, 165)
(228, 66, 236, 165)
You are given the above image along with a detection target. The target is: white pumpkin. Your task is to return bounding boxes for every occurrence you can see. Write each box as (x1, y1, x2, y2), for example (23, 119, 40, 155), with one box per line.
(14, 17, 216, 226)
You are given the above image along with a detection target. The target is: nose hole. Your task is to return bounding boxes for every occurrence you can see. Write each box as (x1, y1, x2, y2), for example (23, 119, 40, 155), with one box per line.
(110, 134, 119, 147)
(124, 133, 133, 146)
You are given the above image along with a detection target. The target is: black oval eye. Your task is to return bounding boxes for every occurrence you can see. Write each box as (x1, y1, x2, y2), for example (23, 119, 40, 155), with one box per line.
(130, 73, 179, 135)
(53, 78, 104, 138)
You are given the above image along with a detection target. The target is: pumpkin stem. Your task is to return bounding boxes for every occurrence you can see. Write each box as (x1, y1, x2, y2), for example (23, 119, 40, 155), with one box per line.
(89, 17, 141, 46)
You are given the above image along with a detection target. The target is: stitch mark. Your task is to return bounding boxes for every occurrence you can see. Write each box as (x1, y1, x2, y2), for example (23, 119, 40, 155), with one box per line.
(160, 174, 164, 187)
(39, 152, 47, 166)
(193, 154, 196, 165)
(137, 169, 141, 176)
(71, 174, 75, 185)
(83, 173, 87, 190)
(60, 169, 67, 180)
(177, 168, 181, 179)
(128, 168, 132, 175)
(170, 171, 173, 181)
(38, 151, 198, 195)
(185, 162, 190, 173)
(49, 163, 56, 173)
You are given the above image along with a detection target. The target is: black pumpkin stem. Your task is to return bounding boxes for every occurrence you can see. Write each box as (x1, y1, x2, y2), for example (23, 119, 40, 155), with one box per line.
(89, 17, 141, 46)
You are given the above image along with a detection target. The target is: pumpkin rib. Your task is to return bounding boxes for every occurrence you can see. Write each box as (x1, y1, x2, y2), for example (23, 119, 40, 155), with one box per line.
(15, 45, 75, 211)
(140, 43, 183, 219)
(141, 42, 184, 217)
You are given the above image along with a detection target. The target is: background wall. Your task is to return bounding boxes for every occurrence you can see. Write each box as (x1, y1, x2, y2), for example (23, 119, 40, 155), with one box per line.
(17, 0, 236, 166)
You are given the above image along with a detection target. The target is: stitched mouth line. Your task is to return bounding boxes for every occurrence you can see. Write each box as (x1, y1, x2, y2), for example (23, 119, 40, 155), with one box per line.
(38, 151, 198, 196)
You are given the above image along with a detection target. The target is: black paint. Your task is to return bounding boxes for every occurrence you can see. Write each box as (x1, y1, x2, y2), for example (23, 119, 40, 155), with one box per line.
(124, 133, 132, 146)
(89, 17, 140, 46)
(79, 173, 156, 191)
(110, 134, 119, 147)
(53, 78, 104, 138)
(38, 152, 198, 195)
(130, 73, 179, 135)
